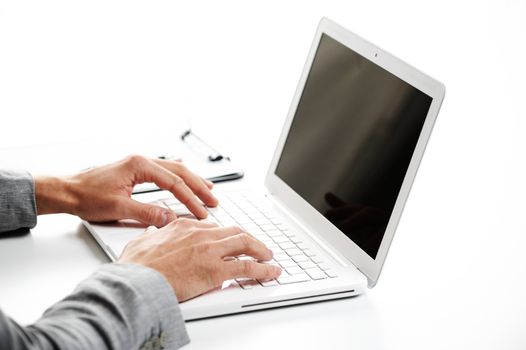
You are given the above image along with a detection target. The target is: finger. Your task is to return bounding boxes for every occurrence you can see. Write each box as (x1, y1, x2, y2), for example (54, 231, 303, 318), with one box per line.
(166, 217, 218, 230)
(202, 178, 214, 189)
(124, 200, 176, 227)
(153, 159, 218, 207)
(212, 233, 274, 261)
(139, 159, 209, 219)
(190, 225, 244, 242)
(222, 260, 282, 281)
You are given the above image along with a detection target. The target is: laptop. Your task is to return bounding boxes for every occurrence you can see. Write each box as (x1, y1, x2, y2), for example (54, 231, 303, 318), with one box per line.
(83, 17, 445, 320)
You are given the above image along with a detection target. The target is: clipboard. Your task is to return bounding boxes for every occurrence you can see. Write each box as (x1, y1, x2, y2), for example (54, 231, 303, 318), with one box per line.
(132, 129, 244, 194)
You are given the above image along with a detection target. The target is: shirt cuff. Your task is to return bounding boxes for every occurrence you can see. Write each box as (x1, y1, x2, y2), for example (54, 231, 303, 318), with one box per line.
(0, 170, 37, 233)
(103, 263, 190, 349)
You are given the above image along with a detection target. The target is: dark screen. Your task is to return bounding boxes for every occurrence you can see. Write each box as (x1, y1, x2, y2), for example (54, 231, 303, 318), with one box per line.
(275, 34, 432, 259)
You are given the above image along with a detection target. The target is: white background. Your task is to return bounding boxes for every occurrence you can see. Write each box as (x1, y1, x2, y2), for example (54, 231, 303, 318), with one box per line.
(1, 1, 526, 349)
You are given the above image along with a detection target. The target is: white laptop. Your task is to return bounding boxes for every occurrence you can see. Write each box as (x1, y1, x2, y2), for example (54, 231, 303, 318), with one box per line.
(83, 18, 445, 320)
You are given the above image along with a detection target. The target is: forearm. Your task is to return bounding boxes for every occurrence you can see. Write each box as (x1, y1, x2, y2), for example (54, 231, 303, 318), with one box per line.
(0, 170, 37, 233)
(0, 264, 190, 350)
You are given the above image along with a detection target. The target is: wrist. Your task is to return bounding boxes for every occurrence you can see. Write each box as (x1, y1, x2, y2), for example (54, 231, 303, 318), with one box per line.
(34, 176, 79, 215)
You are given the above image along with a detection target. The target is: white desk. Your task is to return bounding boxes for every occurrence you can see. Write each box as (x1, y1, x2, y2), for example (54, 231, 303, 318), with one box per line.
(1, 1, 526, 349)
(1, 137, 526, 350)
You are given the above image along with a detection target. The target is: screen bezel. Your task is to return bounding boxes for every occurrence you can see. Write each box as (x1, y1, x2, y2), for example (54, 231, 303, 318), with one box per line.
(264, 18, 445, 287)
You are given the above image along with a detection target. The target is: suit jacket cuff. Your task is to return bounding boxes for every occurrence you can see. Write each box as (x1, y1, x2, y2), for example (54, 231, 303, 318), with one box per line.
(32, 263, 190, 349)
(0, 170, 37, 233)
(111, 263, 190, 349)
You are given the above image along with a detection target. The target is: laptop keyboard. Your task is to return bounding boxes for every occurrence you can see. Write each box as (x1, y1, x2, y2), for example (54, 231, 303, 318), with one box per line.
(155, 191, 338, 289)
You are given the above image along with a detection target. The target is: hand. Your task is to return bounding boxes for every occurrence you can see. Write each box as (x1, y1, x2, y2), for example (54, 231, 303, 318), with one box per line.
(34, 155, 219, 227)
(119, 219, 282, 301)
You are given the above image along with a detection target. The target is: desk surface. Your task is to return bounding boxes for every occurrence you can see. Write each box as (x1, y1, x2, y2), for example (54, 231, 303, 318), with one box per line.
(1, 168, 526, 350)
(1, 2, 526, 349)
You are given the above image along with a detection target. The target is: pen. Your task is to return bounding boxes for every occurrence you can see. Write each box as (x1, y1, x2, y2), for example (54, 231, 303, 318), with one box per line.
(180, 129, 224, 162)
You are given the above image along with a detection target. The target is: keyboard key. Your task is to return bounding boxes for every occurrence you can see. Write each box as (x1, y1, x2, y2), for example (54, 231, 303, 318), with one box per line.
(258, 279, 279, 287)
(285, 248, 303, 256)
(290, 236, 303, 244)
(304, 268, 327, 280)
(265, 230, 282, 237)
(278, 242, 296, 250)
(248, 213, 265, 220)
(283, 230, 295, 238)
(237, 256, 255, 261)
(237, 279, 259, 290)
(167, 204, 193, 217)
(278, 258, 297, 268)
(235, 277, 253, 281)
(277, 273, 310, 285)
(265, 242, 278, 249)
(292, 254, 310, 263)
(220, 219, 237, 227)
(254, 218, 271, 226)
(325, 270, 338, 278)
(285, 266, 304, 275)
(248, 228, 265, 236)
(298, 261, 317, 270)
(259, 224, 276, 231)
(318, 263, 330, 271)
(311, 256, 324, 264)
(296, 243, 309, 250)
(234, 216, 253, 224)
(272, 235, 290, 244)
(272, 252, 289, 261)
(262, 259, 280, 266)
(241, 224, 259, 231)
(163, 198, 180, 206)
(304, 250, 317, 257)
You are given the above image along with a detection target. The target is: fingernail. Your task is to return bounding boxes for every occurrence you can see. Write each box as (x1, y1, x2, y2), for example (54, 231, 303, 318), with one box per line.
(274, 266, 282, 276)
(267, 249, 274, 257)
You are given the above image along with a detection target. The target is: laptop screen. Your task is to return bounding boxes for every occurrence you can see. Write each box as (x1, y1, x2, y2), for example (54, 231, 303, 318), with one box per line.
(275, 34, 433, 259)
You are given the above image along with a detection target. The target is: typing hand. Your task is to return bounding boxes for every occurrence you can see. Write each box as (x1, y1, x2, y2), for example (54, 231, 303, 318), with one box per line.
(119, 219, 282, 301)
(34, 155, 218, 227)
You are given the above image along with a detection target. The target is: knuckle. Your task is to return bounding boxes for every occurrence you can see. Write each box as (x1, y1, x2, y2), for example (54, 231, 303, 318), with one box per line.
(241, 260, 253, 275)
(239, 233, 251, 249)
(208, 265, 224, 286)
(176, 162, 188, 172)
(172, 176, 184, 187)
(126, 154, 147, 170)
(175, 218, 194, 228)
(196, 242, 212, 255)
(190, 229, 207, 242)
(143, 206, 160, 224)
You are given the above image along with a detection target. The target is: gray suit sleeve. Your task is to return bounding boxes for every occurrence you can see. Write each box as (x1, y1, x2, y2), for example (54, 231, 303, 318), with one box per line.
(0, 170, 37, 233)
(0, 263, 190, 350)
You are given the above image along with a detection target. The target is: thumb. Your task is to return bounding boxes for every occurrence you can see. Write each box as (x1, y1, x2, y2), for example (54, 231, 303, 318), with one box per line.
(125, 200, 176, 227)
